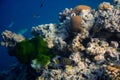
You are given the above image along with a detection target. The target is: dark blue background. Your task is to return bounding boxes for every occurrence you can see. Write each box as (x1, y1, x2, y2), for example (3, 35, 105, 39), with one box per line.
(0, 0, 112, 71)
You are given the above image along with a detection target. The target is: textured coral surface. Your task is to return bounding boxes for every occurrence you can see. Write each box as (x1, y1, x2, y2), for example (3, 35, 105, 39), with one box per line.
(1, 0, 120, 80)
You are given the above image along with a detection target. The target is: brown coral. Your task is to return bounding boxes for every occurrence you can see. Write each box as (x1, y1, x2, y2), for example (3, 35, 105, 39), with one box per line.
(73, 5, 91, 14)
(70, 16, 84, 34)
(105, 65, 120, 80)
(98, 2, 112, 10)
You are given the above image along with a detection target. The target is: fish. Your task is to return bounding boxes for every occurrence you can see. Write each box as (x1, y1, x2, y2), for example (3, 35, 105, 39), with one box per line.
(17, 28, 28, 35)
(40, 0, 45, 8)
(8, 21, 14, 28)
(33, 14, 40, 18)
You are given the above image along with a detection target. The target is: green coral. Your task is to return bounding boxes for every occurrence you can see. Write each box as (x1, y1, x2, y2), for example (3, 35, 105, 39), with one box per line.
(8, 36, 55, 66)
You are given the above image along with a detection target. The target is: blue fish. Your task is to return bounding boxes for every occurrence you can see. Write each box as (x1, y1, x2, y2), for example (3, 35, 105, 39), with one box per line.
(8, 21, 14, 28)
(17, 28, 28, 35)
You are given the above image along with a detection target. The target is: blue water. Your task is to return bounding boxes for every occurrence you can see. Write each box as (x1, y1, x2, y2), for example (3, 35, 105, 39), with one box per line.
(0, 0, 112, 71)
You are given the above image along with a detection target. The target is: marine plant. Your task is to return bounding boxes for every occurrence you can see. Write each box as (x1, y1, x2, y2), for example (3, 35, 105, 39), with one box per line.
(8, 36, 55, 66)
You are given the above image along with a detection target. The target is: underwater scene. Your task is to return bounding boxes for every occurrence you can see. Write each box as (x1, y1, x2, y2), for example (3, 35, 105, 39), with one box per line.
(1, 0, 120, 80)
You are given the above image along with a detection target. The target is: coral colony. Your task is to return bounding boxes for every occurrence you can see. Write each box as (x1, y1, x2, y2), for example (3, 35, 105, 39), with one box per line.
(1, 0, 120, 80)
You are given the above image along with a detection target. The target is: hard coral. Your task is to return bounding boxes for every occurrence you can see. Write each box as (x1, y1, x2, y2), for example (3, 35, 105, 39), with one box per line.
(70, 16, 84, 35)
(59, 8, 73, 22)
(73, 5, 91, 14)
(1, 30, 25, 48)
(73, 5, 91, 15)
(71, 33, 85, 52)
(93, 5, 120, 32)
(98, 2, 112, 10)
(104, 65, 120, 80)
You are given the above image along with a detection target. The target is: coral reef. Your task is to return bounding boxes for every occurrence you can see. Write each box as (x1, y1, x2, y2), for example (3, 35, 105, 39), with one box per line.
(93, 2, 120, 32)
(31, 23, 69, 49)
(1, 0, 120, 80)
(1, 30, 25, 48)
(101, 63, 120, 80)
(86, 38, 119, 64)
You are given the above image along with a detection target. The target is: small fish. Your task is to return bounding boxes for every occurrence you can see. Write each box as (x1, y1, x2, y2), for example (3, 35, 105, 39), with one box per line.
(8, 21, 14, 28)
(40, 0, 45, 8)
(33, 14, 40, 18)
(17, 28, 28, 35)
(40, 3, 44, 8)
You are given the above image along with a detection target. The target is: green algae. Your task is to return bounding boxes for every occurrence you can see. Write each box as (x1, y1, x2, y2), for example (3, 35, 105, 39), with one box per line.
(36, 54, 50, 66)
(8, 36, 55, 66)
